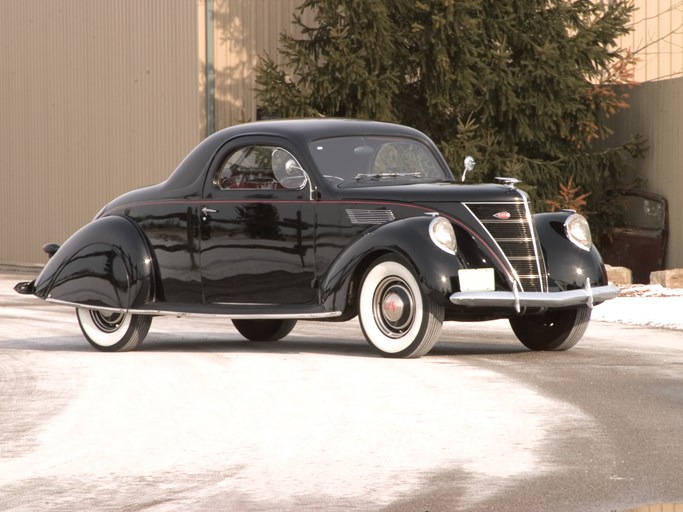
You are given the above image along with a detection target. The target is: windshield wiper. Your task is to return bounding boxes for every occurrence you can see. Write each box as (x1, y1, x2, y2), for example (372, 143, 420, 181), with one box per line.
(354, 172, 422, 180)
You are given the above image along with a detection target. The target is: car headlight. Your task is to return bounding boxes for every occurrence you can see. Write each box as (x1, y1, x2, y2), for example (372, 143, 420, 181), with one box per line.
(564, 213, 592, 251)
(429, 216, 456, 255)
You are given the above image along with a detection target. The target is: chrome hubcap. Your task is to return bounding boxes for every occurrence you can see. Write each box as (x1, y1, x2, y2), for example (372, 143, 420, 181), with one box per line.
(373, 278, 415, 338)
(382, 291, 404, 323)
(90, 311, 125, 333)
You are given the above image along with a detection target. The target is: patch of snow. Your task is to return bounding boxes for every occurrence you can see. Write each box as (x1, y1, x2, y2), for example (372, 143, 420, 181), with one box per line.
(593, 285, 683, 330)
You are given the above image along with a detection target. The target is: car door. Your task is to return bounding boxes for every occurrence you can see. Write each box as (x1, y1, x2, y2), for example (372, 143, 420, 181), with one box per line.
(599, 191, 668, 284)
(199, 138, 316, 305)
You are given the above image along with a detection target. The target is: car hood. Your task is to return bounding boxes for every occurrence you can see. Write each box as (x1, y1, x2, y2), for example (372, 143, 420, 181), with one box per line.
(100, 180, 527, 219)
(333, 182, 528, 205)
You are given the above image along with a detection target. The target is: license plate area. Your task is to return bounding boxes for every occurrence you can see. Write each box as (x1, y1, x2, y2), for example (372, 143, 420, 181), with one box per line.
(458, 268, 495, 292)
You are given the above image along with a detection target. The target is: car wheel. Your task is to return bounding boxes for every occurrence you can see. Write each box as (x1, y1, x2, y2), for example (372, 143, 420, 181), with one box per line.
(76, 308, 152, 352)
(509, 306, 591, 351)
(232, 319, 297, 341)
(358, 255, 444, 358)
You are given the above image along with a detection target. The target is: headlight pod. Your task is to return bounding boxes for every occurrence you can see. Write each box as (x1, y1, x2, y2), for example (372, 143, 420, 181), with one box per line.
(429, 216, 456, 255)
(564, 213, 592, 251)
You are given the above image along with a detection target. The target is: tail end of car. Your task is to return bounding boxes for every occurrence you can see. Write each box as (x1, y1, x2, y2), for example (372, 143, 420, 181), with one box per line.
(30, 215, 155, 310)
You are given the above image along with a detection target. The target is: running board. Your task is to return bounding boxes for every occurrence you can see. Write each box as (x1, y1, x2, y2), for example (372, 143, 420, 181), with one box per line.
(45, 298, 342, 320)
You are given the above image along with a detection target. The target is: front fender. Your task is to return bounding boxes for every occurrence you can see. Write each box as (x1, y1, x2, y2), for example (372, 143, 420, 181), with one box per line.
(33, 215, 154, 310)
(320, 216, 466, 313)
(534, 212, 609, 291)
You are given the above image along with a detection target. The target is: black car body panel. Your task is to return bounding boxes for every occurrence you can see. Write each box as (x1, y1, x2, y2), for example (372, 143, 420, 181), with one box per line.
(17, 119, 618, 356)
(534, 212, 608, 291)
(32, 215, 154, 310)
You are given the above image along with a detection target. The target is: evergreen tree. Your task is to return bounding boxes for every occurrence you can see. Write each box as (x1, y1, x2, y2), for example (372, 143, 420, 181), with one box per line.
(255, 0, 645, 236)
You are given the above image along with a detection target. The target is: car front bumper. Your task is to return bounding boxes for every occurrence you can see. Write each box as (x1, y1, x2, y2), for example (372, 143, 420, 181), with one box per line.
(449, 283, 619, 313)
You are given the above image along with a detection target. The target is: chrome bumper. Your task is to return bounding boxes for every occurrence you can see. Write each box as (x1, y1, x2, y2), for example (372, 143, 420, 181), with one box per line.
(449, 282, 619, 313)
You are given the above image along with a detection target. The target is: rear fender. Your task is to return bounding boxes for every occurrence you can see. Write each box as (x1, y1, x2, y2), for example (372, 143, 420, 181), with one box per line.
(33, 216, 154, 310)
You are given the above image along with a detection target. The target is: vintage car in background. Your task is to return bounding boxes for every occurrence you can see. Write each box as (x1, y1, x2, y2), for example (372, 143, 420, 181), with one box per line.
(599, 190, 668, 284)
(15, 119, 619, 358)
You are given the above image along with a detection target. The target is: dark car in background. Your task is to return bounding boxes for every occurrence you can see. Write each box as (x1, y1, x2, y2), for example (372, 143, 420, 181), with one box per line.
(15, 119, 618, 357)
(600, 190, 668, 284)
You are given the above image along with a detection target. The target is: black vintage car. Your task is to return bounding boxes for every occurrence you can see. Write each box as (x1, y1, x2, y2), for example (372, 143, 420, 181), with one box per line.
(15, 119, 618, 358)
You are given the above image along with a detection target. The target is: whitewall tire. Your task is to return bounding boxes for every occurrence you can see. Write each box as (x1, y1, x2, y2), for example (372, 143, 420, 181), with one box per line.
(76, 308, 152, 352)
(358, 255, 444, 358)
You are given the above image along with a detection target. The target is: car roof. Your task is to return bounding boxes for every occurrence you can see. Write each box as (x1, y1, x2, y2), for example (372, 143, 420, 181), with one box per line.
(221, 118, 426, 140)
(166, 118, 431, 189)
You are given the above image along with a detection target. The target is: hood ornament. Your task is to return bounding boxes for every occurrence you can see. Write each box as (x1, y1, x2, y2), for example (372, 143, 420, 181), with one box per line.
(495, 177, 521, 189)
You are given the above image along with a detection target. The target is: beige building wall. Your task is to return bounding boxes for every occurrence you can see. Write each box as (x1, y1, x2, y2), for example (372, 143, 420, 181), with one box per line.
(0, 0, 200, 265)
(201, 0, 316, 132)
(618, 0, 683, 82)
(608, 1, 683, 268)
(0, 0, 313, 265)
(607, 76, 683, 268)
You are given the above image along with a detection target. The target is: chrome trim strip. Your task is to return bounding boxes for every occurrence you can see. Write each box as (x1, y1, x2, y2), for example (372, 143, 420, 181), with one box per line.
(449, 285, 619, 310)
(464, 196, 547, 292)
(44, 298, 343, 319)
(521, 197, 548, 292)
(45, 298, 124, 312)
(463, 200, 525, 291)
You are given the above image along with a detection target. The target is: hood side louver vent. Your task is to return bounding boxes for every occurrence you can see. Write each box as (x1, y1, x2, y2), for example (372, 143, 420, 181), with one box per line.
(346, 209, 395, 225)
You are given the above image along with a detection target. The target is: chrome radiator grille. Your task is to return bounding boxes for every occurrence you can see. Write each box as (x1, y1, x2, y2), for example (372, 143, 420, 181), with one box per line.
(464, 202, 547, 292)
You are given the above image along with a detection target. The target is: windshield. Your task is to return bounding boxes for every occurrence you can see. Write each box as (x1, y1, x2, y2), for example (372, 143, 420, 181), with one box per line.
(309, 136, 454, 187)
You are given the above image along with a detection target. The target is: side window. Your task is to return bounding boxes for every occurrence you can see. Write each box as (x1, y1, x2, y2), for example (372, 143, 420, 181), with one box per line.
(216, 145, 307, 190)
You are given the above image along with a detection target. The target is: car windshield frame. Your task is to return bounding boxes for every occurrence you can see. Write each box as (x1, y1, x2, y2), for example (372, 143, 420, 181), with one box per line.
(308, 135, 454, 187)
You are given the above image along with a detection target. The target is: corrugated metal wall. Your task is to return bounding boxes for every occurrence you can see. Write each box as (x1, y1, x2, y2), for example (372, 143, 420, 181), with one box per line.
(608, 1, 683, 269)
(607, 76, 683, 269)
(0, 0, 200, 265)
(618, 0, 683, 82)
(203, 0, 316, 131)
(0, 0, 312, 265)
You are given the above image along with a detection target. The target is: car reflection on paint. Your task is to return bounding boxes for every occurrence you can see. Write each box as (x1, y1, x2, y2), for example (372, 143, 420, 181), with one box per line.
(15, 119, 618, 358)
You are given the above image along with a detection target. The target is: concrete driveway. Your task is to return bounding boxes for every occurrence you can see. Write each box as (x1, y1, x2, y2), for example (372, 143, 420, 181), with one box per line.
(2, 271, 682, 511)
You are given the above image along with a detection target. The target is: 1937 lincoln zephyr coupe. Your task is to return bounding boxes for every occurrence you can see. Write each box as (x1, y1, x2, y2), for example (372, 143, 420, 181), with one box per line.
(15, 119, 619, 358)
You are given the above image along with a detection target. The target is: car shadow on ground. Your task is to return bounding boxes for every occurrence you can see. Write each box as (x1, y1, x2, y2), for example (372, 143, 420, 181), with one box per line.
(1, 333, 531, 358)
(430, 341, 530, 357)
(135, 331, 531, 358)
(140, 333, 376, 358)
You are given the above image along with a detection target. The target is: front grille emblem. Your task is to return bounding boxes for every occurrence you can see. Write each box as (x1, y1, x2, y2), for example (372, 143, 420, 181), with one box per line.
(493, 211, 511, 220)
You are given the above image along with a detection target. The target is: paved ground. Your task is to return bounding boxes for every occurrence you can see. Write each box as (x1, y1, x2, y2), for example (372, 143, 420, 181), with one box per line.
(1, 271, 683, 511)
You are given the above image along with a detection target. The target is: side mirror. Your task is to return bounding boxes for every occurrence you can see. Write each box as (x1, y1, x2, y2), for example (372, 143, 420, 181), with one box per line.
(272, 149, 309, 190)
(282, 159, 308, 190)
(285, 159, 303, 175)
(462, 156, 476, 182)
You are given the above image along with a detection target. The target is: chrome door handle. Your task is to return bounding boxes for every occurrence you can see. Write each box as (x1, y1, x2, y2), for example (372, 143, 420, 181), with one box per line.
(201, 206, 218, 221)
